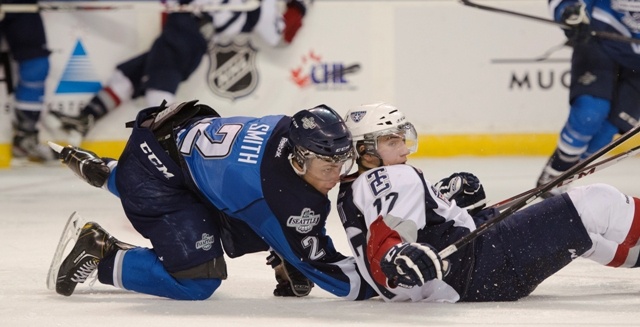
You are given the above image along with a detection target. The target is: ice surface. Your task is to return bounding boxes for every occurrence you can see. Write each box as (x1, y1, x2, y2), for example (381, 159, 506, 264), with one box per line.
(2, 156, 640, 326)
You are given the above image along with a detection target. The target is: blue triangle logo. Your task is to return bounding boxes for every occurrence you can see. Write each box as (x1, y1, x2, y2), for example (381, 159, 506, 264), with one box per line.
(55, 39, 102, 94)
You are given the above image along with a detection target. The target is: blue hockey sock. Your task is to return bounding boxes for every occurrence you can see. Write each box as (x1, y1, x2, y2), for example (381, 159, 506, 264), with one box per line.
(582, 120, 619, 159)
(551, 95, 611, 171)
(98, 247, 221, 300)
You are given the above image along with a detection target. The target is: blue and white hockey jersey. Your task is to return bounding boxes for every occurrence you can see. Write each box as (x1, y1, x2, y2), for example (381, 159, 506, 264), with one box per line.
(176, 115, 376, 300)
(550, 0, 640, 69)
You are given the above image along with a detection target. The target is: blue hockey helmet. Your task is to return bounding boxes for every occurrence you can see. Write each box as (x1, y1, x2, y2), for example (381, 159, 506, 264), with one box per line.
(289, 104, 355, 173)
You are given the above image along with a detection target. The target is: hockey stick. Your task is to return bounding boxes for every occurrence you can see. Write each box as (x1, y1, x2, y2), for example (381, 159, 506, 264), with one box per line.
(459, 0, 640, 45)
(489, 144, 640, 212)
(439, 123, 640, 259)
(0, 1, 260, 13)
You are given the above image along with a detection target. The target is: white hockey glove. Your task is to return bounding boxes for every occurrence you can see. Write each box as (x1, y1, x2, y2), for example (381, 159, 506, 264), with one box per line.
(435, 172, 486, 216)
(380, 243, 446, 289)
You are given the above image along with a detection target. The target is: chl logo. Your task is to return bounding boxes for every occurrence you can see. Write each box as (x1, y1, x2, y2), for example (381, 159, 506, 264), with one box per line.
(207, 40, 258, 100)
(287, 208, 321, 234)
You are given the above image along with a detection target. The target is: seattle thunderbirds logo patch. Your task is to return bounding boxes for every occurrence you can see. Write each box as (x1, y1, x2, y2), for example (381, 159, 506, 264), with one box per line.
(207, 40, 258, 100)
(287, 208, 321, 234)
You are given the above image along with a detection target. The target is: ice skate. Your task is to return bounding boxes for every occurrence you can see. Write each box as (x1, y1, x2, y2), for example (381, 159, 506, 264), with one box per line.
(48, 110, 95, 137)
(11, 129, 56, 163)
(54, 220, 133, 296)
(536, 162, 567, 199)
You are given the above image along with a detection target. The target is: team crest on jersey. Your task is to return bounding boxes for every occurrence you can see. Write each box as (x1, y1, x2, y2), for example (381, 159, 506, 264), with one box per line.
(349, 111, 367, 123)
(366, 168, 391, 197)
(207, 41, 259, 100)
(287, 208, 321, 233)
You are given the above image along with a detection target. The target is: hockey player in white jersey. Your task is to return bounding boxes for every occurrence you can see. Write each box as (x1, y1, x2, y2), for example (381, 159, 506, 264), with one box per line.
(49, 0, 308, 143)
(337, 102, 640, 302)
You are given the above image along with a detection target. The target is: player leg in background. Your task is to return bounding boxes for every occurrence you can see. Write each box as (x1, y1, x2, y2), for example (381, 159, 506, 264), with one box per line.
(50, 12, 208, 144)
(47, 54, 140, 143)
(5, 11, 53, 162)
(143, 12, 208, 107)
(537, 39, 617, 196)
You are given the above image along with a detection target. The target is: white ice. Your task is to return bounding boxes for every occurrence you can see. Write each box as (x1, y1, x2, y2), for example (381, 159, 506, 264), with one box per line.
(2, 156, 640, 327)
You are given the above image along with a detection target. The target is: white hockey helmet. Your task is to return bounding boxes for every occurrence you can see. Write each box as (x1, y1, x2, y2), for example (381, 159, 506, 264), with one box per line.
(343, 102, 417, 157)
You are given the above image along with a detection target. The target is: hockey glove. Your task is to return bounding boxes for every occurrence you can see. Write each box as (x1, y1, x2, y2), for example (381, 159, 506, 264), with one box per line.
(57, 145, 111, 188)
(380, 243, 446, 289)
(560, 3, 591, 45)
(283, 0, 306, 44)
(266, 251, 314, 297)
(435, 172, 486, 216)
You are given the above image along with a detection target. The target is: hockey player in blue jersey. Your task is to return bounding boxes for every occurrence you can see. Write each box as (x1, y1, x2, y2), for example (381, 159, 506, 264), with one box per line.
(538, 0, 640, 196)
(49, 0, 308, 143)
(50, 100, 376, 301)
(338, 102, 640, 302)
(2, 0, 53, 162)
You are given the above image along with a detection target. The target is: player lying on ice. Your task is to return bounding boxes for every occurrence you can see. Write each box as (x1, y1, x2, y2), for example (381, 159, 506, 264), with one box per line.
(337, 102, 640, 302)
(49, 100, 377, 300)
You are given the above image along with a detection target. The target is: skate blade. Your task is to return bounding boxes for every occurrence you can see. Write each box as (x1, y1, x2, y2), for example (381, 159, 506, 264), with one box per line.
(46, 212, 86, 290)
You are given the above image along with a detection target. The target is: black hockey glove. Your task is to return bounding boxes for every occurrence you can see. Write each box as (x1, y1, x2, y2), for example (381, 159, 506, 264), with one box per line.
(57, 145, 111, 188)
(266, 251, 314, 297)
(380, 243, 446, 289)
(560, 3, 591, 45)
(435, 172, 486, 216)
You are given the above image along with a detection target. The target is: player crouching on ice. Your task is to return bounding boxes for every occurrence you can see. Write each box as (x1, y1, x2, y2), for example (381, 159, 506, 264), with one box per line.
(337, 102, 640, 302)
(48, 100, 378, 301)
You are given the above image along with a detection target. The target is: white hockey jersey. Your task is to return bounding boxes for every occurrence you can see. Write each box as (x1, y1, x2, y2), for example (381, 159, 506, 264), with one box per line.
(337, 164, 477, 302)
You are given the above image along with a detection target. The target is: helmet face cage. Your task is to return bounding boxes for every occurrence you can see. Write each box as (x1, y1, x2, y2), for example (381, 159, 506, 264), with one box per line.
(292, 145, 356, 177)
(362, 122, 418, 157)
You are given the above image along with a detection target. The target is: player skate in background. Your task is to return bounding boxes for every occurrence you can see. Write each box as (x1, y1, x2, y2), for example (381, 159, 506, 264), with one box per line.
(2, 0, 53, 162)
(338, 102, 640, 302)
(49, 0, 308, 144)
(538, 0, 640, 196)
(49, 100, 376, 301)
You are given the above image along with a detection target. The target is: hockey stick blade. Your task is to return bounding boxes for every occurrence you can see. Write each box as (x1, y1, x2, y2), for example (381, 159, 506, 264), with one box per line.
(439, 123, 640, 259)
(46, 212, 86, 290)
(47, 141, 64, 155)
(458, 0, 640, 45)
(490, 144, 640, 211)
